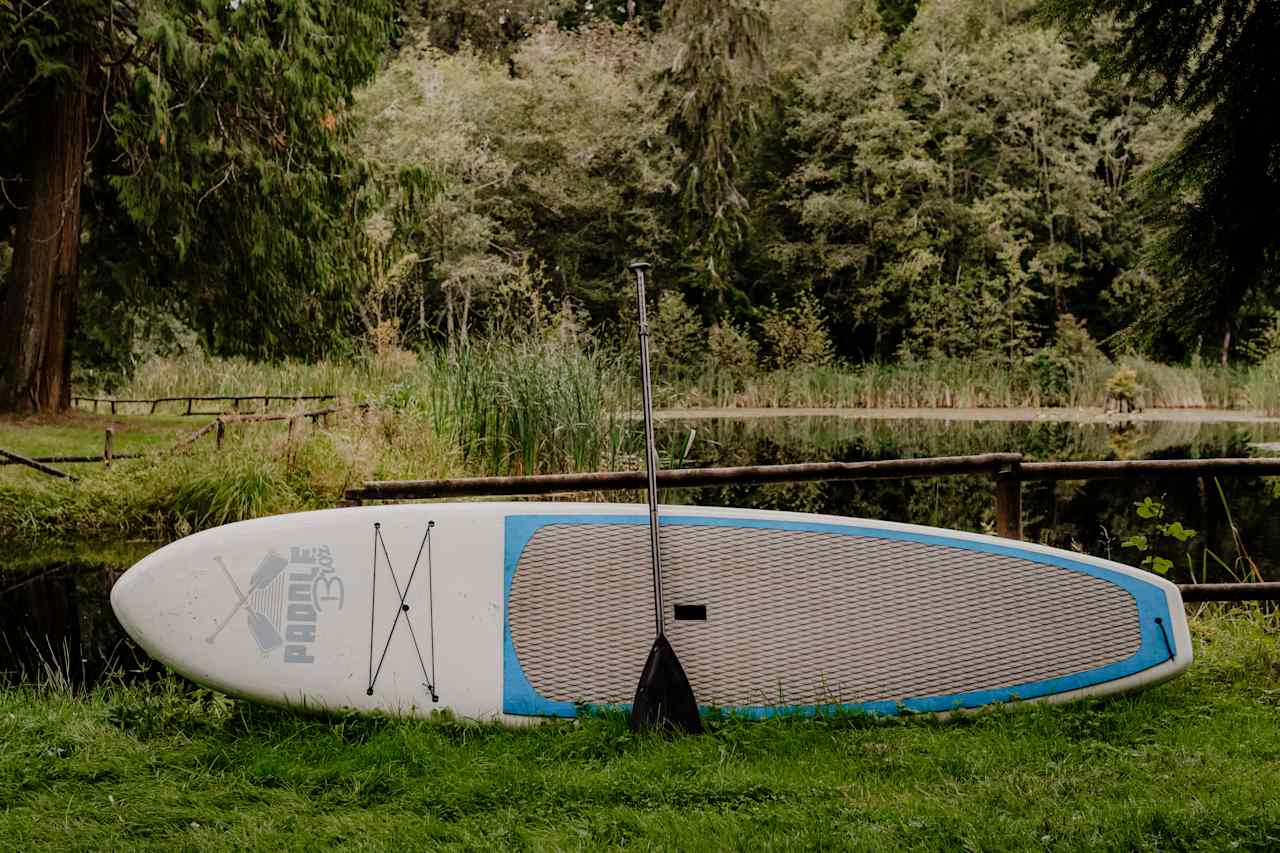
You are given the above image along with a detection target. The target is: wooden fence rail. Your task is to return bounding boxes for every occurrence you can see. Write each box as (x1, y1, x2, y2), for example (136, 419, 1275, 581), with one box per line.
(1179, 582, 1280, 602)
(342, 453, 1280, 544)
(346, 453, 1024, 502)
(72, 393, 336, 416)
(5, 405, 357, 477)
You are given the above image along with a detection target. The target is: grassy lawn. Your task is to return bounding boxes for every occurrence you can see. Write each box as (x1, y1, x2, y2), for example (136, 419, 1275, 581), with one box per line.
(1, 611, 1277, 852)
(0, 412, 196, 456)
(0, 539, 159, 576)
(0, 415, 374, 547)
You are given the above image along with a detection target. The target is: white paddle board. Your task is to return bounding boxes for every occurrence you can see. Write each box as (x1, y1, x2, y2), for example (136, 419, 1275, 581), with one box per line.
(110, 502, 1191, 720)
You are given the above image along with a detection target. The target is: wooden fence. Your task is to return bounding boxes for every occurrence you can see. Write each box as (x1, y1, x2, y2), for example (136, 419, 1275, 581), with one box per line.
(345, 450, 1280, 532)
(342, 452, 1280, 602)
(2, 404, 354, 480)
(343, 453, 1280, 540)
(72, 393, 336, 416)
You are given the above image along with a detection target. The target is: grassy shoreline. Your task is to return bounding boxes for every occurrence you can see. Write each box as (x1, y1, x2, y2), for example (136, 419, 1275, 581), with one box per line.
(5, 345, 1280, 552)
(2, 609, 1277, 851)
(76, 349, 1280, 413)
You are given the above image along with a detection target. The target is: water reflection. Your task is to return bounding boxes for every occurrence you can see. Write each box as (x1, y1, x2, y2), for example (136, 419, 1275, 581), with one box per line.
(0, 565, 151, 687)
(654, 416, 1280, 583)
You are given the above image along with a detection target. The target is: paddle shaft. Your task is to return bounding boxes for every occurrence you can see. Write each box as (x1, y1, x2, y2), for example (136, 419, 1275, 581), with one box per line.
(631, 262, 665, 639)
(207, 556, 253, 643)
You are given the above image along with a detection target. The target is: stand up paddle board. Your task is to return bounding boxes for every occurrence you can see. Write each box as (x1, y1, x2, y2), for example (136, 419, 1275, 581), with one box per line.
(110, 502, 1191, 720)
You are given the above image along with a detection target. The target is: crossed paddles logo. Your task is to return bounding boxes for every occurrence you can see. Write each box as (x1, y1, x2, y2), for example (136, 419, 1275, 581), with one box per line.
(206, 546, 344, 663)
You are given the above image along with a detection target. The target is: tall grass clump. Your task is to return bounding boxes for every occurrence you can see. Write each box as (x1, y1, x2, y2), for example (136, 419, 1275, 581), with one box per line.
(1191, 363, 1248, 409)
(713, 359, 1042, 409)
(104, 339, 635, 476)
(111, 352, 370, 400)
(421, 339, 633, 476)
(1244, 354, 1280, 415)
(1117, 355, 1206, 408)
(0, 414, 452, 541)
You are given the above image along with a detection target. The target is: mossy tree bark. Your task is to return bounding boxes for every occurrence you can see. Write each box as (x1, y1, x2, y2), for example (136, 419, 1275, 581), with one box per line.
(0, 59, 88, 413)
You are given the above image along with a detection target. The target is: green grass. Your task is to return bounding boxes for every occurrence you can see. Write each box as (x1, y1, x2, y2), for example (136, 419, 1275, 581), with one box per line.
(0, 539, 158, 576)
(1244, 355, 1280, 416)
(0, 416, 448, 546)
(0, 413, 193, 457)
(0, 340, 638, 545)
(670, 357, 1258, 411)
(1, 610, 1277, 851)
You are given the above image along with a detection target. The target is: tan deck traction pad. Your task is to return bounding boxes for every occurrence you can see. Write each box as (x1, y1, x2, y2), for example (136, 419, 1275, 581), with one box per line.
(507, 523, 1141, 707)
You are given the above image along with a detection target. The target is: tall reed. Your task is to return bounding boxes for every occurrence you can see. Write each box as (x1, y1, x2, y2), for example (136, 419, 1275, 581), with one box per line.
(420, 341, 633, 476)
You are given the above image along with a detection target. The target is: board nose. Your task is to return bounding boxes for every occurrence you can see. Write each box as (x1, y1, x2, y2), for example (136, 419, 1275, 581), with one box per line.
(109, 560, 150, 648)
(110, 548, 180, 664)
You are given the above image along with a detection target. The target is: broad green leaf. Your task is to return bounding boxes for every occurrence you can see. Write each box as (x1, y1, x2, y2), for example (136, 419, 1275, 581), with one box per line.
(1161, 521, 1197, 543)
(1135, 497, 1163, 520)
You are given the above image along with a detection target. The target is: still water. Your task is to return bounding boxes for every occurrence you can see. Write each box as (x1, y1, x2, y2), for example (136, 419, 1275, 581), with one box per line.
(4, 413, 1279, 685)
(652, 415, 1280, 580)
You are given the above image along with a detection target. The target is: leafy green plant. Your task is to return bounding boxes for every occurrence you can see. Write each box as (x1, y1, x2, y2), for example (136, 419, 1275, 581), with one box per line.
(651, 291, 706, 381)
(1120, 496, 1196, 575)
(760, 291, 834, 370)
(105, 674, 235, 739)
(1121, 482, 1264, 584)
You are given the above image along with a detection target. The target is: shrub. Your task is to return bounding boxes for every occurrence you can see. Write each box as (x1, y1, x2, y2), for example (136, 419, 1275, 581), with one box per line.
(760, 291, 834, 370)
(1105, 367, 1141, 411)
(650, 290, 705, 380)
(706, 320, 759, 391)
(1028, 314, 1111, 406)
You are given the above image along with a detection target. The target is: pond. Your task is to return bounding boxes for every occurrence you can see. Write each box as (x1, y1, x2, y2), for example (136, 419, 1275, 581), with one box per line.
(5, 411, 1280, 687)
(651, 413, 1280, 583)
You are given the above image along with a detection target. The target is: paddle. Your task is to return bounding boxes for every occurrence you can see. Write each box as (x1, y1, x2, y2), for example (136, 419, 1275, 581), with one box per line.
(627, 261, 702, 735)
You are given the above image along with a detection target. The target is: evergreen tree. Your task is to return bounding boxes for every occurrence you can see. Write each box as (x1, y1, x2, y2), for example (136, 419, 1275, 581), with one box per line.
(0, 0, 392, 412)
(1047, 0, 1280, 363)
(660, 0, 769, 306)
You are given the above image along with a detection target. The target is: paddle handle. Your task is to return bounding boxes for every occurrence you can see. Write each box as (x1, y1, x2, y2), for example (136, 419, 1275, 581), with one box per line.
(630, 261, 665, 639)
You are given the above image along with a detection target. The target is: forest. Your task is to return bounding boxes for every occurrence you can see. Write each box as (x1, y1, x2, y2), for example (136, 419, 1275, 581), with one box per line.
(1, 0, 1278, 410)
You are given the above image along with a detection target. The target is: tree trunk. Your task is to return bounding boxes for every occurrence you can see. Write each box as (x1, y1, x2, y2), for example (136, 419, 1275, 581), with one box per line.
(0, 68, 88, 413)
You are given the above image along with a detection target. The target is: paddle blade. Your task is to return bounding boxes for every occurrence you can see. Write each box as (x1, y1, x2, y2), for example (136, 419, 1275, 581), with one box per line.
(250, 551, 289, 591)
(246, 610, 283, 653)
(630, 635, 702, 734)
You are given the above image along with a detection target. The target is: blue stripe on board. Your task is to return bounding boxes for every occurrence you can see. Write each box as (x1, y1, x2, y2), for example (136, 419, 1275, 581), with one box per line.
(501, 514, 1176, 718)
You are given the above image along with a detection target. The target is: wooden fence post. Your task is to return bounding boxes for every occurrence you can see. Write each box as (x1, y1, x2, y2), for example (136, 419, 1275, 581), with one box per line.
(186, 398, 193, 416)
(104, 428, 114, 467)
(994, 462, 1023, 540)
(215, 418, 225, 451)
(0, 448, 77, 480)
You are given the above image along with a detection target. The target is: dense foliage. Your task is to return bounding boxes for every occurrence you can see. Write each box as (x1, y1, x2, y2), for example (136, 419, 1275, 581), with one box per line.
(4, 0, 1279, 396)
(1047, 0, 1280, 364)
(354, 0, 1277, 370)
(0, 0, 393, 408)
